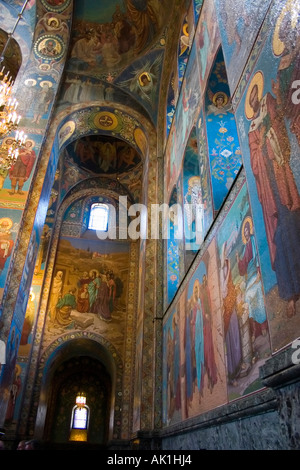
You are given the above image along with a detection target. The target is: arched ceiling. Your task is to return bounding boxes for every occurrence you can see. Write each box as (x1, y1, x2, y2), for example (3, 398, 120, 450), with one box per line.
(64, 134, 142, 176)
(57, 0, 172, 126)
(49, 0, 177, 199)
(1, 0, 183, 213)
(69, 0, 168, 73)
(0, 28, 22, 79)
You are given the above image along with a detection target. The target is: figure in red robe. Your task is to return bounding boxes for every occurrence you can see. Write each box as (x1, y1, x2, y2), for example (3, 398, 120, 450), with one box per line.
(9, 140, 36, 195)
(248, 81, 300, 317)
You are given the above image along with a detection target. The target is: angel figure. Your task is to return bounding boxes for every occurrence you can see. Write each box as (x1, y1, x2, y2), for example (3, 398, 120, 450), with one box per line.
(206, 90, 232, 115)
(118, 53, 163, 107)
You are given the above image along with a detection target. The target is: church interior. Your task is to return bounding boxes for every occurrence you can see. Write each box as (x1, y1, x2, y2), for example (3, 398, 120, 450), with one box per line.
(0, 0, 299, 451)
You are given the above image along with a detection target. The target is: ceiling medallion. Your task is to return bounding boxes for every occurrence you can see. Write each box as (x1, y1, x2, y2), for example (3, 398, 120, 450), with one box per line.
(93, 111, 118, 131)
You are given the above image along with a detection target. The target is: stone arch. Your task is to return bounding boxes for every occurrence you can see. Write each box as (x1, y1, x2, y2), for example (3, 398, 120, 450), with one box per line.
(33, 332, 123, 443)
(16, 101, 158, 436)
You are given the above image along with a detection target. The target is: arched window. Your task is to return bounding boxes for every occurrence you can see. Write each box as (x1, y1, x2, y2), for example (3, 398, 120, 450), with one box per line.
(70, 393, 90, 442)
(88, 203, 109, 231)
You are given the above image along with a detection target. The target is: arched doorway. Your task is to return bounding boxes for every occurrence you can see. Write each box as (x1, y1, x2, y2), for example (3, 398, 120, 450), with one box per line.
(43, 355, 111, 449)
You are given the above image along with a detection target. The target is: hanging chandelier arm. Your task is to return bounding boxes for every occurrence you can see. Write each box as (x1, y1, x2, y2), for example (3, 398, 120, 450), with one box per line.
(0, 0, 29, 170)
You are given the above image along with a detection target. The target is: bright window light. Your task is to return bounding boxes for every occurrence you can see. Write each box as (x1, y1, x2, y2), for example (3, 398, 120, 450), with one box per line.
(88, 203, 109, 231)
(73, 406, 88, 429)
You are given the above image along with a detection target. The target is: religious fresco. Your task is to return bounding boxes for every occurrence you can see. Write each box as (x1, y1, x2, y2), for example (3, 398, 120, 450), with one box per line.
(114, 49, 164, 124)
(0, 134, 42, 199)
(165, 0, 221, 198)
(0, 317, 20, 423)
(162, 306, 181, 426)
(1, 0, 299, 443)
(67, 0, 166, 74)
(194, 0, 220, 91)
(165, 40, 200, 196)
(166, 71, 176, 139)
(165, 115, 214, 307)
(0, 0, 53, 310)
(44, 234, 130, 355)
(5, 361, 25, 427)
(41, 0, 71, 12)
(18, 77, 56, 128)
(56, 106, 148, 157)
(57, 73, 148, 120)
(18, 285, 40, 357)
(15, 0, 72, 128)
(205, 47, 242, 212)
(0, 1, 34, 66)
(0, 211, 21, 299)
(51, 105, 147, 206)
(183, 126, 203, 253)
(132, 239, 145, 433)
(178, 15, 190, 86)
(0, 29, 22, 80)
(163, 241, 228, 426)
(216, 179, 271, 400)
(214, 0, 272, 94)
(166, 187, 180, 305)
(235, 0, 300, 353)
(175, 39, 200, 171)
(193, 0, 203, 25)
(34, 8, 70, 42)
(0, 0, 72, 349)
(165, 122, 177, 196)
(195, 108, 213, 237)
(65, 134, 141, 176)
(6, 283, 41, 426)
(163, 175, 274, 424)
(58, 0, 168, 124)
(181, 252, 227, 420)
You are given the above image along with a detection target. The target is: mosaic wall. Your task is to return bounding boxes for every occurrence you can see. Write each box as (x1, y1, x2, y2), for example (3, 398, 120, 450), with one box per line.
(0, 0, 73, 427)
(163, 0, 300, 427)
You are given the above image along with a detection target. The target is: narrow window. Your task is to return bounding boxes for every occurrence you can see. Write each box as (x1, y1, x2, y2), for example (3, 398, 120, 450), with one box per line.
(69, 393, 89, 442)
(88, 203, 109, 231)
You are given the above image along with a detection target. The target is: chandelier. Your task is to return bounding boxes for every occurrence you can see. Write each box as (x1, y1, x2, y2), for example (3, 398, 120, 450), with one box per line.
(0, 0, 29, 170)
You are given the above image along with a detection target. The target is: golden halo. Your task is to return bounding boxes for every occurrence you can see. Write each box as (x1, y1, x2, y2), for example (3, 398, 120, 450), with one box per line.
(89, 269, 99, 278)
(138, 72, 151, 86)
(134, 127, 147, 155)
(48, 17, 59, 27)
(241, 216, 253, 244)
(245, 70, 264, 120)
(29, 288, 35, 301)
(183, 23, 189, 37)
(212, 91, 228, 106)
(272, 0, 297, 56)
(40, 80, 53, 88)
(59, 120, 75, 147)
(15, 364, 22, 376)
(2, 136, 16, 146)
(39, 63, 51, 71)
(0, 217, 13, 230)
(191, 278, 201, 300)
(24, 139, 35, 148)
(188, 176, 200, 186)
(168, 203, 179, 222)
